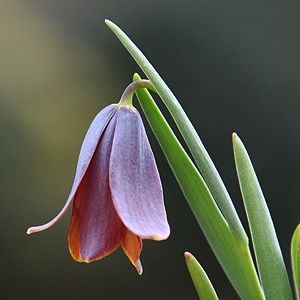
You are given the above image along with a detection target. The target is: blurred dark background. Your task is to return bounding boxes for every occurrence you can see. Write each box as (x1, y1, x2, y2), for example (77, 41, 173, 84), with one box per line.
(1, 1, 300, 299)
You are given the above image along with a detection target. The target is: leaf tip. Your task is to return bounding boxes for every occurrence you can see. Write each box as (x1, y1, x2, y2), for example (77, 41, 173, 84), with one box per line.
(232, 132, 238, 141)
(133, 73, 141, 81)
(232, 132, 244, 150)
(105, 19, 115, 30)
(184, 251, 195, 262)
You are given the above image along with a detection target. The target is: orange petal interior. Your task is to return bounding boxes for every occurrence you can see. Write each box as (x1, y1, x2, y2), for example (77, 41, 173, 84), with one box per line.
(121, 229, 143, 274)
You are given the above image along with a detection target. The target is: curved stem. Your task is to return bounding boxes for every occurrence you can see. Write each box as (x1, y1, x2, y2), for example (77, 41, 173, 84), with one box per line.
(118, 80, 156, 107)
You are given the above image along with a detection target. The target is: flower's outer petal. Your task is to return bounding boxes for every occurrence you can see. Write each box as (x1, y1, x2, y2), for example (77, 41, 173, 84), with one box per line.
(69, 113, 126, 262)
(110, 107, 170, 240)
(27, 104, 118, 234)
(121, 229, 143, 275)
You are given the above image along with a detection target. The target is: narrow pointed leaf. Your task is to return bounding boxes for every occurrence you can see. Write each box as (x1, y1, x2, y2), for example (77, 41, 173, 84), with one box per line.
(185, 252, 219, 300)
(105, 19, 247, 245)
(134, 74, 265, 300)
(291, 223, 300, 300)
(233, 133, 293, 300)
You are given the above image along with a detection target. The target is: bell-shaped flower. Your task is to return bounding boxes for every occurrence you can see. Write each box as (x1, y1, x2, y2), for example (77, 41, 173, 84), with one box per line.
(27, 80, 170, 274)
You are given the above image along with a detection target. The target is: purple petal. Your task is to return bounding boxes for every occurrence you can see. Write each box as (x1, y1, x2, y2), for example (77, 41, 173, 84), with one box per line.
(109, 107, 170, 240)
(27, 104, 118, 234)
(68, 104, 119, 208)
(69, 113, 126, 261)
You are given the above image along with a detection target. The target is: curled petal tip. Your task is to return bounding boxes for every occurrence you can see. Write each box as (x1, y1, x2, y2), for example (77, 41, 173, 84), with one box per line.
(26, 226, 42, 235)
(25, 222, 55, 235)
(146, 225, 170, 241)
(145, 233, 169, 241)
(151, 235, 163, 241)
(137, 260, 143, 275)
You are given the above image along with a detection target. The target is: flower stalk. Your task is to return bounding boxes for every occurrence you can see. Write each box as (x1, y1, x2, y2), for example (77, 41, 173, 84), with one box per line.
(118, 79, 156, 108)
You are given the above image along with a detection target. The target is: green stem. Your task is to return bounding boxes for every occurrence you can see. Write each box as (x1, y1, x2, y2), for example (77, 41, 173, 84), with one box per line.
(118, 79, 156, 107)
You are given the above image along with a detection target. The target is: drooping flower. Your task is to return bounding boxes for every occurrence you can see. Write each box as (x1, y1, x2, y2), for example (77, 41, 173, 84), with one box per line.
(27, 80, 170, 274)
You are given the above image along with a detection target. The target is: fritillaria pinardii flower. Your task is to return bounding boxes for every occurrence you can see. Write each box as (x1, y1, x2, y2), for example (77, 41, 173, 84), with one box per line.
(27, 80, 170, 274)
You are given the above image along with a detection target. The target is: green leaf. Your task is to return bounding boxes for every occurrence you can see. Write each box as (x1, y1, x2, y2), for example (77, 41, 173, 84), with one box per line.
(233, 133, 293, 300)
(105, 19, 247, 246)
(291, 223, 300, 300)
(184, 252, 219, 300)
(134, 74, 265, 300)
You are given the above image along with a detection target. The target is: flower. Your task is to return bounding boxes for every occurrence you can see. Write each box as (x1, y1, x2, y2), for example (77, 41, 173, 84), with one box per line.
(27, 80, 170, 275)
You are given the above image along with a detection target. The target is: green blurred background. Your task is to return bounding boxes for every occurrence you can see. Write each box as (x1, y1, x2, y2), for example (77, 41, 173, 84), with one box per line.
(1, 1, 300, 299)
